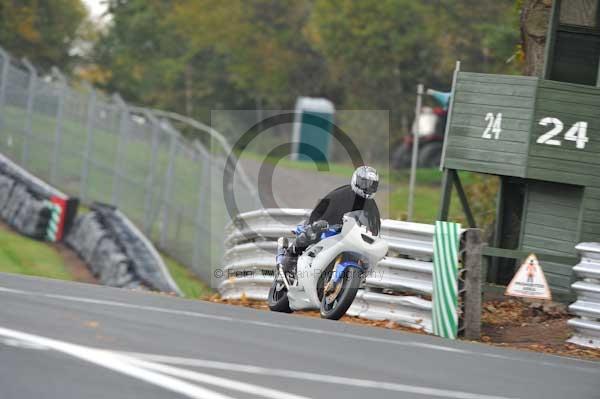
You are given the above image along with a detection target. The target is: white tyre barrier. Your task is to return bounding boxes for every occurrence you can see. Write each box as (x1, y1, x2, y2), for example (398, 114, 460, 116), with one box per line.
(66, 203, 182, 295)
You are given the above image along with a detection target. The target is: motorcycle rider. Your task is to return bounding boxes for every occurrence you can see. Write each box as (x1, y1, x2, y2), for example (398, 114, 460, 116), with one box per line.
(277, 166, 381, 274)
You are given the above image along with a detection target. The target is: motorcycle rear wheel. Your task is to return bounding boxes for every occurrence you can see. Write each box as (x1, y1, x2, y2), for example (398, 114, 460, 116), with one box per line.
(268, 279, 292, 313)
(320, 268, 362, 320)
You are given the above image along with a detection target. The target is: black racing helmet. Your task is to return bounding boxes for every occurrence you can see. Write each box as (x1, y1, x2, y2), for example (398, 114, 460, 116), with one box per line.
(351, 166, 379, 199)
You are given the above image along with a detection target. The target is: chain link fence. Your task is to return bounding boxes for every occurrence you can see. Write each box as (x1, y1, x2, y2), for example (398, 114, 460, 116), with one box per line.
(0, 47, 259, 283)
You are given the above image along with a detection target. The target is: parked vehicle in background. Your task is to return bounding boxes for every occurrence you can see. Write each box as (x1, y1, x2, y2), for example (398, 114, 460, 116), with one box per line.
(391, 89, 450, 169)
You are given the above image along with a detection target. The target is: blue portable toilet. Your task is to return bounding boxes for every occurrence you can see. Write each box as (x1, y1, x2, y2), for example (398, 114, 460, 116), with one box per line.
(291, 97, 335, 162)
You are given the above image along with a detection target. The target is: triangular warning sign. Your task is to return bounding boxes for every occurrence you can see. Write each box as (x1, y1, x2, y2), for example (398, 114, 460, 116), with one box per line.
(505, 254, 552, 300)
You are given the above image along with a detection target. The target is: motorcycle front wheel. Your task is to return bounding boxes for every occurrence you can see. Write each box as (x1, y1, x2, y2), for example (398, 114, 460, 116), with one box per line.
(268, 278, 292, 313)
(320, 268, 362, 320)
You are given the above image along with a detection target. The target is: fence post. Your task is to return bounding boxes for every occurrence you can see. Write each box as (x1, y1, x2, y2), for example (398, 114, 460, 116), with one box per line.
(80, 84, 96, 202)
(407, 83, 424, 221)
(142, 110, 161, 235)
(461, 228, 483, 340)
(21, 58, 37, 167)
(160, 122, 177, 248)
(50, 67, 67, 184)
(193, 140, 210, 273)
(112, 93, 129, 206)
(0, 48, 10, 135)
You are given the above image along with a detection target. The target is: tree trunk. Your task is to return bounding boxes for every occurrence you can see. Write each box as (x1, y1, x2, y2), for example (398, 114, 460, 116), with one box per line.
(521, 0, 598, 77)
(520, 0, 553, 76)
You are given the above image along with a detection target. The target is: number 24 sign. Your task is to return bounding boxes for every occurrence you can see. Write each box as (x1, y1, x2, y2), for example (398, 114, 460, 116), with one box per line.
(481, 113, 590, 150)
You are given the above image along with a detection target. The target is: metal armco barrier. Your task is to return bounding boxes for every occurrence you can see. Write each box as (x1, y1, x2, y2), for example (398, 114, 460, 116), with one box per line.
(219, 208, 441, 332)
(224, 208, 311, 248)
(568, 242, 600, 349)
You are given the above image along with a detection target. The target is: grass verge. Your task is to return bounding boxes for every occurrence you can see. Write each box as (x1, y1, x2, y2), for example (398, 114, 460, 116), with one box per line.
(0, 222, 212, 298)
(0, 226, 73, 280)
(163, 254, 213, 298)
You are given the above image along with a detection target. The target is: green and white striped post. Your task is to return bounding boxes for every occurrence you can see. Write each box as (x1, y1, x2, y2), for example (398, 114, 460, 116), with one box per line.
(432, 221, 461, 339)
(45, 201, 62, 242)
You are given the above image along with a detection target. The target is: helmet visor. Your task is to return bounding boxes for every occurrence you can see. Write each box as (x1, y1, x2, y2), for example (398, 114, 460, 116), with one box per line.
(356, 176, 379, 195)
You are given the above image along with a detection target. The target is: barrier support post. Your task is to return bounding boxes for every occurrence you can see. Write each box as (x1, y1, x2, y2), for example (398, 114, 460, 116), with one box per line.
(461, 228, 483, 340)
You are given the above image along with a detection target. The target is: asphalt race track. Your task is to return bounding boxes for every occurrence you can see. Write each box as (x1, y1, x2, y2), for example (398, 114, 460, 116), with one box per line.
(0, 272, 598, 399)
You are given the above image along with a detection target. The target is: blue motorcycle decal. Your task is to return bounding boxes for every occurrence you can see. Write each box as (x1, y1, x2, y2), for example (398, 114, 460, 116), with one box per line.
(333, 260, 365, 282)
(293, 224, 305, 235)
(320, 228, 340, 240)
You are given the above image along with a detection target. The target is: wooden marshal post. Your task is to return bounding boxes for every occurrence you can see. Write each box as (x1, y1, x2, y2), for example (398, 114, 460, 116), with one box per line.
(438, 0, 600, 301)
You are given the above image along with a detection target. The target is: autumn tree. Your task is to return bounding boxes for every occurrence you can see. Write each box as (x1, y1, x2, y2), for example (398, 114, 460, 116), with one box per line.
(169, 0, 328, 108)
(91, 0, 520, 134)
(308, 0, 519, 128)
(431, 0, 521, 78)
(0, 0, 87, 71)
(308, 0, 435, 118)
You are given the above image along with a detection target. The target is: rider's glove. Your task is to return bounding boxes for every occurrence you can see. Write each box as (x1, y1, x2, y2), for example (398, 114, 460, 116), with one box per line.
(308, 220, 329, 239)
(311, 220, 329, 233)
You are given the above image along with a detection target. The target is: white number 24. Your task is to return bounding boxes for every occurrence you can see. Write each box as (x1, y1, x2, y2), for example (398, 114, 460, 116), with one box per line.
(482, 112, 502, 139)
(537, 117, 589, 149)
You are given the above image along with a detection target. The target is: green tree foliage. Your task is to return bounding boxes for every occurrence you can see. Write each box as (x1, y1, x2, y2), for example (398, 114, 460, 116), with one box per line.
(308, 0, 436, 117)
(0, 0, 87, 71)
(92, 0, 255, 121)
(0, 0, 519, 135)
(90, 0, 519, 137)
(170, 0, 328, 107)
(92, 0, 182, 105)
(431, 0, 521, 78)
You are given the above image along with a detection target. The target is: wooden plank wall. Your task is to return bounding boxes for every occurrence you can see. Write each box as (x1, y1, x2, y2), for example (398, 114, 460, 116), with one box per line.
(444, 72, 537, 177)
(524, 80, 600, 294)
(584, 187, 600, 242)
(520, 181, 584, 296)
(528, 80, 600, 244)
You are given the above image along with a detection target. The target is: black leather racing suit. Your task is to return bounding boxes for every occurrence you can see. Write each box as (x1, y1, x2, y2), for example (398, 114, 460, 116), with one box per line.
(281, 185, 381, 272)
(307, 185, 380, 232)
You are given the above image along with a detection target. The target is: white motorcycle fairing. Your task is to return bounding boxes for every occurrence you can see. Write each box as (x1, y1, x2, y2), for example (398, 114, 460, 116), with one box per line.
(286, 213, 388, 311)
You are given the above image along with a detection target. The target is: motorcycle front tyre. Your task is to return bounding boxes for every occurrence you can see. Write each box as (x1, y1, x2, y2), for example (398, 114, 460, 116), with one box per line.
(320, 268, 362, 320)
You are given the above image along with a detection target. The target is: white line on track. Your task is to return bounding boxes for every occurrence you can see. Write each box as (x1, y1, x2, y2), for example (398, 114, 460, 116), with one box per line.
(1, 285, 598, 373)
(120, 356, 310, 399)
(123, 351, 518, 399)
(0, 328, 512, 399)
(0, 326, 234, 399)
